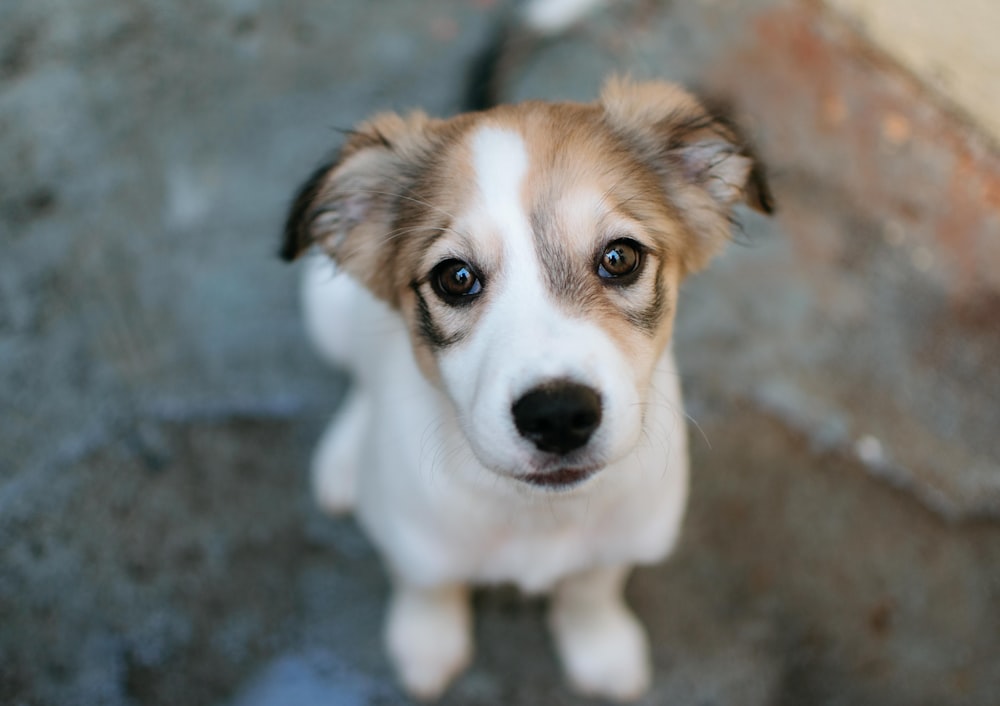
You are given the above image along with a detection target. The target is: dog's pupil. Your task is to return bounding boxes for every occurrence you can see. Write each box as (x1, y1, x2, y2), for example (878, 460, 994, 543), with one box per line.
(451, 266, 470, 290)
(431, 259, 481, 301)
(441, 262, 475, 295)
(604, 244, 635, 275)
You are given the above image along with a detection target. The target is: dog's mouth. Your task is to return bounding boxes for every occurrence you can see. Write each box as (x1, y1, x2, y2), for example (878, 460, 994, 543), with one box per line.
(520, 466, 599, 489)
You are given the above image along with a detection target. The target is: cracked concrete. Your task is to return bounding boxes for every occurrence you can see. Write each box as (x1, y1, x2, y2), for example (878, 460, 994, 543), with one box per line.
(2, 1, 998, 704)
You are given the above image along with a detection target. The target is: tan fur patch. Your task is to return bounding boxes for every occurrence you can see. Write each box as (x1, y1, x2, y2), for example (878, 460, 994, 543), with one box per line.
(480, 102, 687, 355)
(283, 77, 771, 377)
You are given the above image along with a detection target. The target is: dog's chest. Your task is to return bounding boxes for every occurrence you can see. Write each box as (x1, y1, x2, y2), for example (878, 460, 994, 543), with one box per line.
(441, 477, 681, 593)
(357, 452, 684, 591)
(472, 511, 618, 592)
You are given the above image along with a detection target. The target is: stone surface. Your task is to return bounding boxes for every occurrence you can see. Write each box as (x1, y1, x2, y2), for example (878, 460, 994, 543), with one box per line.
(826, 0, 1000, 145)
(2, 1, 999, 704)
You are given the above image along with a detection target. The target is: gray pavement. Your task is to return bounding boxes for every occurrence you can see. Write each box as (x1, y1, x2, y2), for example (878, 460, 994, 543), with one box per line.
(2, 1, 998, 704)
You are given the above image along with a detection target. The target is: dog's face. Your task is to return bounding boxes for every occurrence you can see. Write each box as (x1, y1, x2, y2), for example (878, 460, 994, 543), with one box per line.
(284, 79, 771, 489)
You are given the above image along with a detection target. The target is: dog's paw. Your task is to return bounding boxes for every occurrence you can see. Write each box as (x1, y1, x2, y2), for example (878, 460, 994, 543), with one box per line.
(385, 584, 472, 701)
(311, 391, 368, 515)
(550, 602, 652, 702)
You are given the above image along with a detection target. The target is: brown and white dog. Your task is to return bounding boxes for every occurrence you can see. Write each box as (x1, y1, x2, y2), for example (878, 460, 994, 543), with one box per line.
(282, 76, 771, 700)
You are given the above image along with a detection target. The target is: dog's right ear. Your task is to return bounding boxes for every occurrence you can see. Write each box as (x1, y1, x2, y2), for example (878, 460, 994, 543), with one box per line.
(600, 77, 774, 275)
(280, 111, 438, 303)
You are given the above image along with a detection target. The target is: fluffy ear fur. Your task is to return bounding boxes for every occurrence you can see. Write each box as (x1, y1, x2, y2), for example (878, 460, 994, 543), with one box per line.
(280, 111, 441, 304)
(600, 77, 774, 274)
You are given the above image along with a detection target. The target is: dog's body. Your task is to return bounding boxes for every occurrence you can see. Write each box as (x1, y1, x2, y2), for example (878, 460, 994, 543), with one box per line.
(304, 256, 689, 591)
(284, 79, 771, 700)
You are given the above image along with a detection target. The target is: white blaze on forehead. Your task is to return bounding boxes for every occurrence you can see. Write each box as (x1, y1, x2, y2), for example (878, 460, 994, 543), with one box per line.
(470, 126, 530, 238)
(468, 125, 544, 312)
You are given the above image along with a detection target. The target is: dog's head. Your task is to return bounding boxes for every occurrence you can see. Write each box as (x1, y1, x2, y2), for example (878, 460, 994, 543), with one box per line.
(283, 78, 772, 489)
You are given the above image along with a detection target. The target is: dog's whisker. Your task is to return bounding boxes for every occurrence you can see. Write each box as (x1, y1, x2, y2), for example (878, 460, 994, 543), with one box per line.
(420, 416, 455, 489)
(685, 413, 712, 450)
(630, 394, 711, 452)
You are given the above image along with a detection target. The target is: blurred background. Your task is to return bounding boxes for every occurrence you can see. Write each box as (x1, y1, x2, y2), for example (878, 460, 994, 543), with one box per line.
(2, 0, 998, 704)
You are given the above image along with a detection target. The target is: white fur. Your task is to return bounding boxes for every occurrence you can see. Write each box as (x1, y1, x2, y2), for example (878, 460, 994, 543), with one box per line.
(549, 565, 652, 700)
(303, 126, 691, 700)
(385, 582, 472, 700)
(305, 262, 689, 583)
(522, 0, 608, 35)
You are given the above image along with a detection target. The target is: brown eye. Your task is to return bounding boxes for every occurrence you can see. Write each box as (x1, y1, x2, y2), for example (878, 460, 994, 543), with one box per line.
(431, 259, 482, 302)
(598, 239, 642, 281)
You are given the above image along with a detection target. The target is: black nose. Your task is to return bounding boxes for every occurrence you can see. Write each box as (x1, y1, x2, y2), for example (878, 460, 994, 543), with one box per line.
(511, 381, 602, 455)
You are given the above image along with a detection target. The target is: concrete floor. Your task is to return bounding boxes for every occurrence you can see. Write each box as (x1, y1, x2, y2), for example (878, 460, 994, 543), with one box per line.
(2, 1, 998, 704)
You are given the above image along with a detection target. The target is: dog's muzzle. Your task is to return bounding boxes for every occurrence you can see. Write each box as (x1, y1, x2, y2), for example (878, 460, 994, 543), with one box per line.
(511, 380, 602, 455)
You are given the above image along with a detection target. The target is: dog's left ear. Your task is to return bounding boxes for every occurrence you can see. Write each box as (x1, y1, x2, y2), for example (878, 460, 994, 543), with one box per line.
(600, 77, 774, 274)
(280, 111, 441, 305)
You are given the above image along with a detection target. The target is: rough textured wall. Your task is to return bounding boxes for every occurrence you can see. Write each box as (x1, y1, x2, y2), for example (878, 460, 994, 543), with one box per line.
(826, 0, 1000, 144)
(2, 1, 998, 705)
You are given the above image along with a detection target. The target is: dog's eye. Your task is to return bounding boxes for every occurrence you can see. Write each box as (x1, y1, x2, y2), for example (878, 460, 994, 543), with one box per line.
(597, 239, 643, 282)
(431, 259, 482, 302)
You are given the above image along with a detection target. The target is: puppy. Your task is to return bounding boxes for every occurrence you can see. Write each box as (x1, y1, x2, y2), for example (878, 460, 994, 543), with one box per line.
(282, 77, 772, 700)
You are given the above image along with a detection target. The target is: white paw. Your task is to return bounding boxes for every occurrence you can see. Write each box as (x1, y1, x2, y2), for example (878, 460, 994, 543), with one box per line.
(385, 585, 472, 701)
(550, 603, 652, 702)
(311, 391, 367, 515)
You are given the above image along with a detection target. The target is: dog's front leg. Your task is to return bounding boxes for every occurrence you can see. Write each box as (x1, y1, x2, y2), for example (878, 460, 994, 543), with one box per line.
(549, 564, 651, 701)
(311, 386, 369, 515)
(385, 580, 472, 700)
